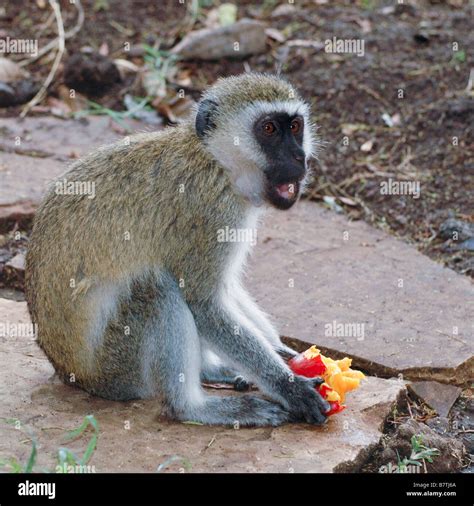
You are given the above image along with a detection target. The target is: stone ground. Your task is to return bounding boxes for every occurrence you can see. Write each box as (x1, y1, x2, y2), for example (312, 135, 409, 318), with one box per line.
(0, 116, 472, 472)
(0, 298, 404, 473)
(248, 200, 473, 385)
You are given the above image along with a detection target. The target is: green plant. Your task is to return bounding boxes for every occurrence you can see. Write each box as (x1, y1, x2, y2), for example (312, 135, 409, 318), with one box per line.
(73, 98, 149, 131)
(452, 50, 466, 64)
(396, 434, 440, 472)
(360, 0, 375, 9)
(0, 415, 99, 473)
(142, 44, 180, 99)
(157, 455, 192, 473)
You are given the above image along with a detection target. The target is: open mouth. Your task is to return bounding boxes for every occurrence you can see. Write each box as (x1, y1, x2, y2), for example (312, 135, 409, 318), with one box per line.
(268, 180, 301, 210)
(275, 182, 299, 201)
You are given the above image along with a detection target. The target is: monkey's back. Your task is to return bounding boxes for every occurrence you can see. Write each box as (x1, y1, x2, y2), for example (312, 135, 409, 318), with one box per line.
(25, 124, 248, 387)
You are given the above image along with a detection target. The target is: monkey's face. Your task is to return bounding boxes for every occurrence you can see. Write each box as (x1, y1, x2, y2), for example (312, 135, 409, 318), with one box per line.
(253, 112, 307, 210)
(196, 92, 316, 209)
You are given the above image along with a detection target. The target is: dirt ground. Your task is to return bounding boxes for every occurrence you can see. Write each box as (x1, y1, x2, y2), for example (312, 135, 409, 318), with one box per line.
(2, 0, 473, 276)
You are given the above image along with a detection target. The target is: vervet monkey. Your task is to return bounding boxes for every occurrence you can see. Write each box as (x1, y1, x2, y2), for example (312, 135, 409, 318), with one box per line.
(25, 73, 329, 426)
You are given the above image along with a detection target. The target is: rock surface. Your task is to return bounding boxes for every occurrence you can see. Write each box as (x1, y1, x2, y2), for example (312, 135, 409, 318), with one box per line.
(0, 298, 404, 473)
(408, 381, 462, 418)
(247, 200, 473, 384)
(0, 116, 146, 226)
(171, 19, 267, 60)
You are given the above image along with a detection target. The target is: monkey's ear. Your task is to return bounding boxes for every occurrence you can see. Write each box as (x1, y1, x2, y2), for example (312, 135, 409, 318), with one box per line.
(195, 99, 218, 139)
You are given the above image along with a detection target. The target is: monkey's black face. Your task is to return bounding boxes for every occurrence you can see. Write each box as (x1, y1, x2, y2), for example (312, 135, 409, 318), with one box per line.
(253, 112, 307, 210)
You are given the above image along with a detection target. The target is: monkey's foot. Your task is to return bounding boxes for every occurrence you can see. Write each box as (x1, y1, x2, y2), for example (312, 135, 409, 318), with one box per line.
(200, 368, 251, 391)
(181, 394, 290, 427)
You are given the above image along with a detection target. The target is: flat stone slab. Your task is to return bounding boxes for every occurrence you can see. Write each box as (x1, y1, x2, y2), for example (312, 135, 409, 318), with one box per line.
(0, 116, 146, 208)
(0, 298, 404, 473)
(247, 201, 473, 384)
(408, 381, 462, 418)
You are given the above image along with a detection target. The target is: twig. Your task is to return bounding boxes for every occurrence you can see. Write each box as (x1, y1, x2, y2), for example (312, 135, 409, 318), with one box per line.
(20, 0, 65, 118)
(407, 396, 414, 419)
(18, 0, 84, 67)
(466, 68, 474, 93)
(356, 83, 391, 109)
(205, 435, 216, 450)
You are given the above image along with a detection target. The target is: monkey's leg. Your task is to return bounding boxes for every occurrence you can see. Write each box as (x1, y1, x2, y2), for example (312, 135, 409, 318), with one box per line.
(200, 348, 250, 391)
(144, 273, 289, 427)
(232, 285, 297, 360)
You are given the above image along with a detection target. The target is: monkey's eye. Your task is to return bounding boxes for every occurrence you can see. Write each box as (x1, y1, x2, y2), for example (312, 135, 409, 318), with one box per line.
(290, 118, 302, 134)
(263, 121, 276, 135)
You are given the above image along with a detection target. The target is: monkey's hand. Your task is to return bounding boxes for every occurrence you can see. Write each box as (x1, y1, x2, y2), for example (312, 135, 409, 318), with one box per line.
(278, 375, 330, 424)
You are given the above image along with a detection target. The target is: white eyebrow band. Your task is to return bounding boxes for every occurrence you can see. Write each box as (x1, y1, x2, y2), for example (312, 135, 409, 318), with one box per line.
(245, 100, 310, 120)
(239, 100, 316, 158)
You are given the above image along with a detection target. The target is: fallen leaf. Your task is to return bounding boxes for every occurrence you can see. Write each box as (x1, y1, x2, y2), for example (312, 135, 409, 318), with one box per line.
(265, 28, 286, 43)
(286, 39, 324, 49)
(99, 42, 109, 56)
(341, 123, 367, 135)
(0, 57, 26, 83)
(354, 18, 372, 33)
(339, 196, 357, 207)
(218, 3, 237, 27)
(360, 139, 374, 152)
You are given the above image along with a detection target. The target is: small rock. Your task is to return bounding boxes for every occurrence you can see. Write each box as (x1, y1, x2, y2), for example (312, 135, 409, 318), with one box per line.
(0, 247, 11, 263)
(439, 218, 474, 242)
(5, 252, 25, 271)
(413, 32, 430, 44)
(64, 52, 122, 97)
(408, 381, 462, 418)
(171, 19, 267, 61)
(394, 214, 408, 225)
(0, 57, 38, 108)
(3, 252, 25, 291)
(271, 4, 297, 17)
(445, 97, 474, 120)
(426, 416, 451, 435)
(265, 28, 286, 43)
(0, 57, 27, 83)
(0, 79, 39, 107)
(0, 201, 37, 233)
(394, 4, 417, 16)
(456, 238, 474, 252)
(360, 139, 374, 152)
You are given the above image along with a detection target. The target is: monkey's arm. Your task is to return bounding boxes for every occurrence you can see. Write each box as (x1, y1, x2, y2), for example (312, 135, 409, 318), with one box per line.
(191, 298, 328, 424)
(232, 284, 297, 360)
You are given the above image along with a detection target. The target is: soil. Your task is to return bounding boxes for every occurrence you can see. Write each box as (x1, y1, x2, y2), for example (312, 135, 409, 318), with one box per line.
(360, 388, 472, 473)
